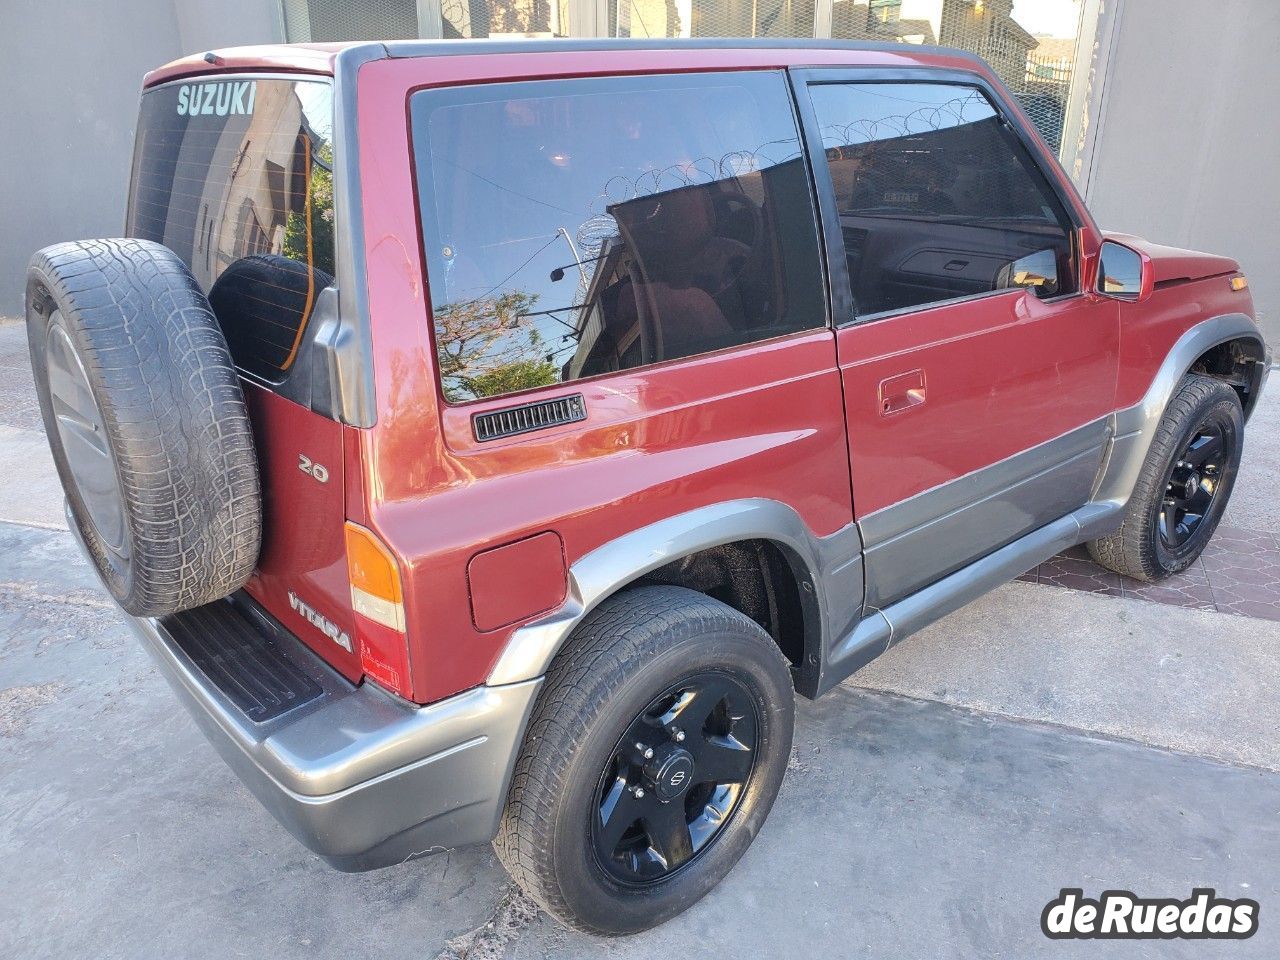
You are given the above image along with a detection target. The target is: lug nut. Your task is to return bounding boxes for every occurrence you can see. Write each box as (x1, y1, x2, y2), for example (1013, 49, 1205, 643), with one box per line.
(636, 742, 654, 760)
(632, 786, 645, 799)
(673, 729, 686, 743)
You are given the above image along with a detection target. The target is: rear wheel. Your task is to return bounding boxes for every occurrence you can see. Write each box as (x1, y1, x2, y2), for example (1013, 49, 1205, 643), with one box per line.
(591, 670, 760, 886)
(1088, 374, 1242, 581)
(495, 585, 794, 935)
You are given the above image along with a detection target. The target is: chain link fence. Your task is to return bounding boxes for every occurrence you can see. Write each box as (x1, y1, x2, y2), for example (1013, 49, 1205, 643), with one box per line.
(279, 0, 1079, 154)
(826, 0, 1077, 154)
(441, 0, 570, 37)
(280, 0, 420, 41)
(608, 0, 815, 39)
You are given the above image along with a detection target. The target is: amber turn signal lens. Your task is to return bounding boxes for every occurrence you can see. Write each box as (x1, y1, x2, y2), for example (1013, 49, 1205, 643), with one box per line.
(344, 522, 405, 630)
(1230, 275, 1249, 291)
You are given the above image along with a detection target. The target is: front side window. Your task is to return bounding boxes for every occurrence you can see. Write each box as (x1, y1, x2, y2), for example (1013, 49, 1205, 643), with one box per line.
(808, 82, 1076, 319)
(411, 72, 825, 403)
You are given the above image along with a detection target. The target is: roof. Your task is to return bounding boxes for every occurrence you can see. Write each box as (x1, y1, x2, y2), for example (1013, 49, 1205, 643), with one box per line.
(143, 37, 992, 87)
(1031, 37, 1078, 62)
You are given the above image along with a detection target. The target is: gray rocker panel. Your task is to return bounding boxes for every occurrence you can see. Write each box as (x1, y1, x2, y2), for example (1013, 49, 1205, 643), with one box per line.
(815, 499, 1121, 696)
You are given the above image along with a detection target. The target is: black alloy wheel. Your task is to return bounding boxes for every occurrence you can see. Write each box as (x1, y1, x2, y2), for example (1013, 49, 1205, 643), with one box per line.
(1158, 422, 1231, 549)
(592, 672, 759, 884)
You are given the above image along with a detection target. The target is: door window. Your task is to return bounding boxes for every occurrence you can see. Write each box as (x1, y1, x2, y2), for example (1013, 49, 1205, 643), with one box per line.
(410, 72, 825, 403)
(807, 82, 1076, 319)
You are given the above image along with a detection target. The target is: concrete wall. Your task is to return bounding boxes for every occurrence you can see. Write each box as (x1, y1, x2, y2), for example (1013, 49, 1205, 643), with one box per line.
(1082, 0, 1280, 346)
(0, 0, 281, 313)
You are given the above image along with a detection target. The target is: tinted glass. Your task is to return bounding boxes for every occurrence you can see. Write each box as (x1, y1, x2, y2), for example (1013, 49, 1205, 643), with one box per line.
(127, 79, 335, 381)
(411, 72, 825, 403)
(1098, 241, 1144, 297)
(808, 82, 1075, 318)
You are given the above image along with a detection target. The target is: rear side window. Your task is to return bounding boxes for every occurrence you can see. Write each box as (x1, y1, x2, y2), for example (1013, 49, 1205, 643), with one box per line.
(126, 78, 335, 382)
(410, 72, 825, 404)
(807, 82, 1076, 319)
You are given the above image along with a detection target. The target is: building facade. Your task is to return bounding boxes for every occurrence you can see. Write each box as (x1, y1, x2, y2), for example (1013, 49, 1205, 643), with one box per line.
(1, 0, 1276, 345)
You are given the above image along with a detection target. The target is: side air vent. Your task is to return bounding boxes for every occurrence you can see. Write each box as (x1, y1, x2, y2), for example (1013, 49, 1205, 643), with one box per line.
(473, 393, 587, 442)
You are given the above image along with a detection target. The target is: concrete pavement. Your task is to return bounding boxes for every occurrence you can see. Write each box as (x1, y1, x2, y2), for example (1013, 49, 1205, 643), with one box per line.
(2, 314, 1278, 958)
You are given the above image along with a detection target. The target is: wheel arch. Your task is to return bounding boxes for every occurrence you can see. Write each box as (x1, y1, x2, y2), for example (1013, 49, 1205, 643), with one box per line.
(486, 499, 834, 696)
(1094, 313, 1267, 507)
(635, 538, 815, 674)
(1189, 333, 1268, 422)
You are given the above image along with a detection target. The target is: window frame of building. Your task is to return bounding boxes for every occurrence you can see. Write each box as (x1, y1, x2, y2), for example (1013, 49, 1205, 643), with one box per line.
(789, 67, 1085, 328)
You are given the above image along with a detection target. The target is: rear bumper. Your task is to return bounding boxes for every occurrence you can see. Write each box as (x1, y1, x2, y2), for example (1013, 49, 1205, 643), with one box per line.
(124, 597, 540, 870)
(66, 463, 542, 870)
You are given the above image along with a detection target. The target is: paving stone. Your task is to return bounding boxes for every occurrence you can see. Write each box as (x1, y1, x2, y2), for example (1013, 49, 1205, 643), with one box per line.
(1035, 545, 1124, 596)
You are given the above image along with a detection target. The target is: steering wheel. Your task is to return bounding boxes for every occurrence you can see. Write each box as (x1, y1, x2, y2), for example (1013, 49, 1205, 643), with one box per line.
(699, 193, 764, 301)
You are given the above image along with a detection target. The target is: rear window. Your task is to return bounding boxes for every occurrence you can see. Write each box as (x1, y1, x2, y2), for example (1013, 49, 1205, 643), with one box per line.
(126, 78, 335, 382)
(410, 71, 826, 404)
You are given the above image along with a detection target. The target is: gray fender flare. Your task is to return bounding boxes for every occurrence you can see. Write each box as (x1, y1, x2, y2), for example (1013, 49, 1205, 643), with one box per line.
(486, 498, 858, 686)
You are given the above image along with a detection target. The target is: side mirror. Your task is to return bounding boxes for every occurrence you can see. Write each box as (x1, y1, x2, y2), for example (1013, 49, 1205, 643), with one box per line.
(997, 248, 1060, 299)
(1097, 240, 1155, 303)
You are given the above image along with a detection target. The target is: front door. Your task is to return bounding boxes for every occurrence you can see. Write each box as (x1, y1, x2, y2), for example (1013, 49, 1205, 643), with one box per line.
(793, 71, 1119, 608)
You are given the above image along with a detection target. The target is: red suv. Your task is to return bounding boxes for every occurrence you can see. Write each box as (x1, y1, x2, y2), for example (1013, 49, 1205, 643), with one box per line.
(25, 39, 1270, 934)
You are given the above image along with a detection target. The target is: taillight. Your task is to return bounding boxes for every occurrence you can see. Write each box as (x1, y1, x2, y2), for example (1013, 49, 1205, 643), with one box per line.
(344, 522, 413, 699)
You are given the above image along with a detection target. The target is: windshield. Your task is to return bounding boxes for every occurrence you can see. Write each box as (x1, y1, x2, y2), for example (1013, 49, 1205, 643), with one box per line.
(126, 77, 335, 382)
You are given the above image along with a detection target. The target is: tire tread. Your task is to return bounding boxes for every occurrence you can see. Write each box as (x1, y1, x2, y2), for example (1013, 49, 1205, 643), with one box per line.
(494, 585, 790, 934)
(1088, 374, 1241, 581)
(26, 238, 261, 615)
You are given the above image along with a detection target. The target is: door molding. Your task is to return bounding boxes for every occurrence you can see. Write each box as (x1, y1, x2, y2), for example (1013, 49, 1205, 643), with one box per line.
(858, 416, 1110, 609)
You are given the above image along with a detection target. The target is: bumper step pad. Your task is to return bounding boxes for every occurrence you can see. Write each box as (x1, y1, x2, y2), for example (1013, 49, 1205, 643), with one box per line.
(160, 601, 323, 723)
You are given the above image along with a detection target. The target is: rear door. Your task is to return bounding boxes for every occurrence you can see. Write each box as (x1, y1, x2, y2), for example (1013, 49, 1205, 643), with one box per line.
(793, 71, 1119, 609)
(126, 75, 362, 681)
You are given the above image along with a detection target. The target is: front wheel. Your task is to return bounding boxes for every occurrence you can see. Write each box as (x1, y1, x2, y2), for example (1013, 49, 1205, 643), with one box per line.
(1088, 374, 1243, 581)
(494, 585, 795, 935)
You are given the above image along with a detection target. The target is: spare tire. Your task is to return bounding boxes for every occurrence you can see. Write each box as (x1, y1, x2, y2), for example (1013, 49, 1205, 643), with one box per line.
(26, 238, 261, 617)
